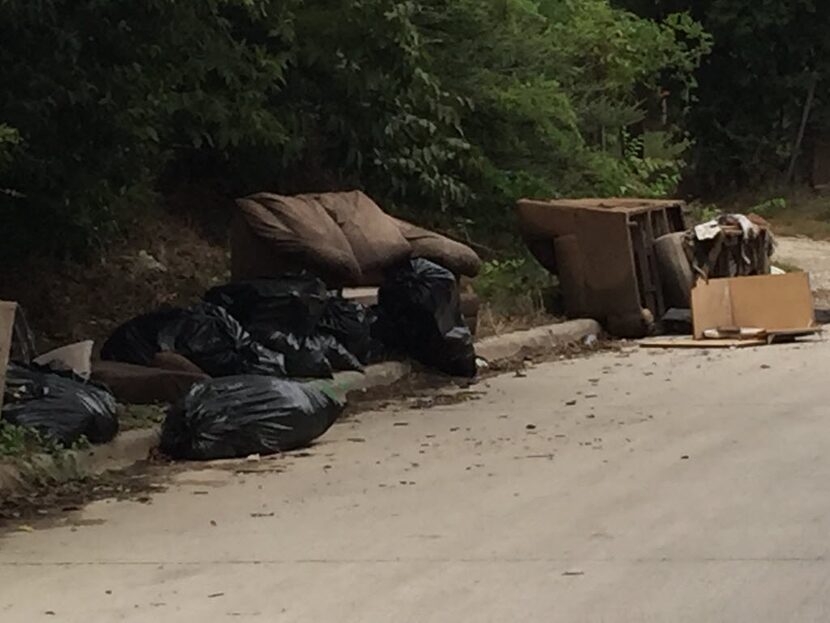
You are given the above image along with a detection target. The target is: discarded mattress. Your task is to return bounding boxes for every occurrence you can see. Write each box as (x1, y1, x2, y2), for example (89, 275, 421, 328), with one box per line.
(231, 190, 482, 286)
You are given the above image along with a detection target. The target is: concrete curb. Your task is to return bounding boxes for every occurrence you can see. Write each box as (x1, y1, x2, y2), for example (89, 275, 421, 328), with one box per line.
(0, 319, 601, 494)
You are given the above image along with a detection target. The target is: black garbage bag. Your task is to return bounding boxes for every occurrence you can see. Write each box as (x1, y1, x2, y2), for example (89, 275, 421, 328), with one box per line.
(318, 298, 373, 364)
(258, 331, 333, 379)
(160, 376, 344, 460)
(259, 331, 364, 378)
(101, 307, 186, 365)
(205, 274, 328, 337)
(306, 334, 363, 373)
(2, 364, 119, 446)
(376, 258, 476, 377)
(157, 303, 285, 377)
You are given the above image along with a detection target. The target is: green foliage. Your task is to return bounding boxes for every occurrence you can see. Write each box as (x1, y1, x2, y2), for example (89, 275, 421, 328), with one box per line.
(473, 256, 554, 315)
(0, 1, 708, 260)
(0, 421, 31, 458)
(749, 197, 787, 219)
(0, 419, 88, 460)
(616, 0, 830, 191)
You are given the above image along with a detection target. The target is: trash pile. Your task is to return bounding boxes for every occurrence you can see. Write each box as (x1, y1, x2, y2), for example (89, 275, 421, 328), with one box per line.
(1, 189, 482, 461)
(684, 213, 774, 280)
(1, 260, 477, 460)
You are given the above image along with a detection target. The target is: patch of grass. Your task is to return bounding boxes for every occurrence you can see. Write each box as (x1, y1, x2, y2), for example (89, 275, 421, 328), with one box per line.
(0, 420, 90, 461)
(766, 194, 830, 240)
(117, 404, 166, 431)
(471, 256, 562, 337)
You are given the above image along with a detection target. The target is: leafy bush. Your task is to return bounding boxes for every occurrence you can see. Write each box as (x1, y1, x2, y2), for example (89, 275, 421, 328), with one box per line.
(0, 1, 708, 261)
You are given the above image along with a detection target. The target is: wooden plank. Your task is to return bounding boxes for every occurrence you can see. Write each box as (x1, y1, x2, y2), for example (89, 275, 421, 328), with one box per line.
(0, 302, 16, 412)
(641, 338, 766, 349)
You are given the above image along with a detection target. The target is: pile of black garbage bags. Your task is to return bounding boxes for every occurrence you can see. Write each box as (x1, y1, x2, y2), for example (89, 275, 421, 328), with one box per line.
(1, 259, 477, 461)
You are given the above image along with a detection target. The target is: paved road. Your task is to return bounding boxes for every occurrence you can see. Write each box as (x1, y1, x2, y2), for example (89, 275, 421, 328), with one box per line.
(2, 340, 830, 622)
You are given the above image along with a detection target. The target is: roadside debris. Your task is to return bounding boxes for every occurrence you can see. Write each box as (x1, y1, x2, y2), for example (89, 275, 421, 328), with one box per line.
(2, 189, 487, 464)
(374, 259, 477, 378)
(159, 376, 343, 460)
(516, 198, 792, 344)
(516, 198, 687, 338)
(686, 213, 773, 280)
(3, 363, 118, 446)
(643, 273, 819, 349)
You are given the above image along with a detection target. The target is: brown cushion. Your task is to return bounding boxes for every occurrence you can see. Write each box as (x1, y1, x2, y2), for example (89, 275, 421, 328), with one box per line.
(236, 193, 362, 284)
(394, 218, 482, 277)
(92, 360, 209, 405)
(151, 352, 205, 375)
(309, 191, 412, 280)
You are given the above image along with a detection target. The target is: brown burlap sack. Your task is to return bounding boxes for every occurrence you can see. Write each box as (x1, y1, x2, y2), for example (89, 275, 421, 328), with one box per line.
(394, 218, 482, 277)
(309, 191, 412, 280)
(235, 193, 361, 284)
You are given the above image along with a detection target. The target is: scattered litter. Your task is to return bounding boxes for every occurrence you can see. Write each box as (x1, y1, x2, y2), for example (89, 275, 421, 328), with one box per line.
(208, 593, 225, 599)
(33, 341, 93, 379)
(583, 334, 598, 347)
(562, 570, 584, 577)
(160, 376, 343, 460)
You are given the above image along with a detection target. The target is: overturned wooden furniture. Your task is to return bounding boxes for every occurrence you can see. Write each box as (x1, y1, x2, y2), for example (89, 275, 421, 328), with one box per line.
(516, 198, 687, 337)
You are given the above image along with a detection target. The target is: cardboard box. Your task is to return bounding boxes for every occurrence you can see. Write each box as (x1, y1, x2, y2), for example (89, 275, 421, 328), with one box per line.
(0, 301, 15, 412)
(691, 273, 816, 339)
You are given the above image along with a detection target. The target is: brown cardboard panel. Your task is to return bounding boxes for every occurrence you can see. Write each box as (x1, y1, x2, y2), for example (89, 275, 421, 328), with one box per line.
(692, 273, 815, 339)
(729, 273, 814, 330)
(691, 279, 733, 339)
(0, 301, 16, 412)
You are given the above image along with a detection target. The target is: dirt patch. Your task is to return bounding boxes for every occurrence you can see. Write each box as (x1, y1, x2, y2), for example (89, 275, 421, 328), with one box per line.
(0, 200, 231, 352)
(0, 461, 167, 527)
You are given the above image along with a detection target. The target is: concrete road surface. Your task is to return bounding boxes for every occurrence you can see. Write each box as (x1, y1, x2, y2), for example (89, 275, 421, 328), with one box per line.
(2, 340, 830, 622)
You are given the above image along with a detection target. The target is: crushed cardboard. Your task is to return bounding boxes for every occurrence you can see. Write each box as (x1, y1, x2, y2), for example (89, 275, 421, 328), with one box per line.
(641, 273, 821, 349)
(692, 273, 816, 339)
